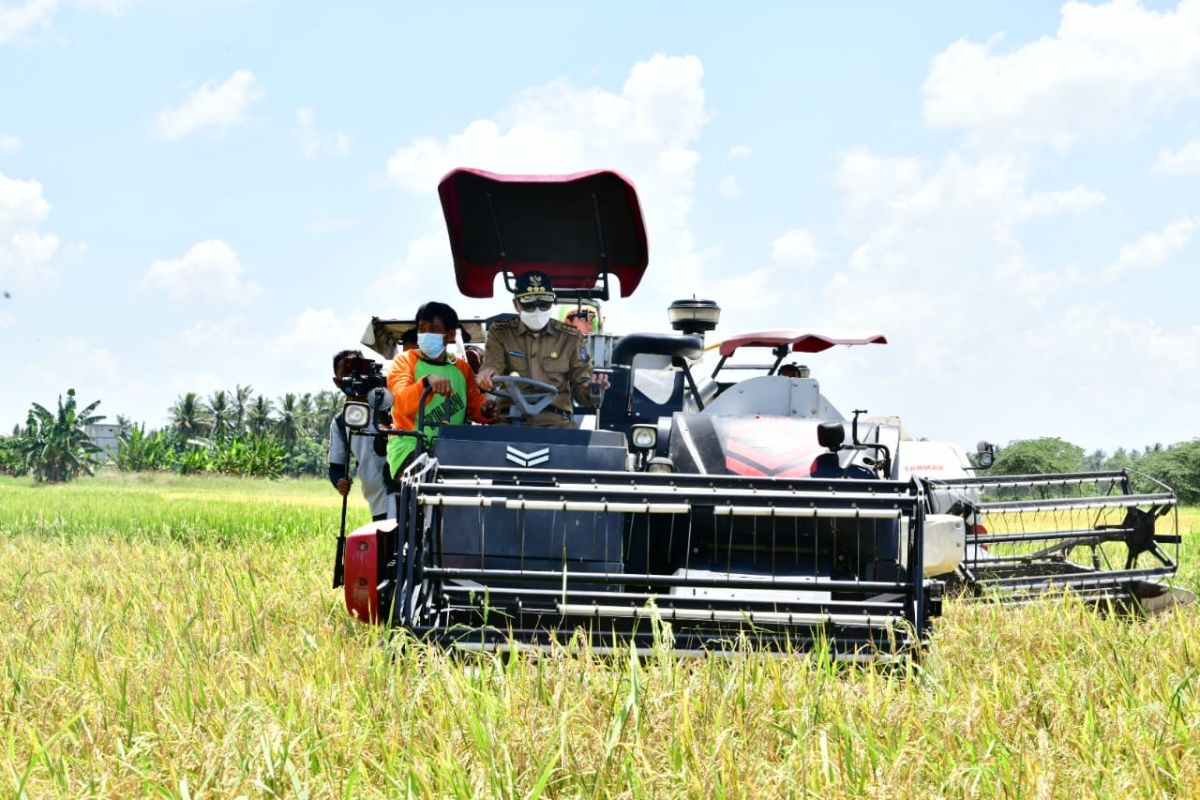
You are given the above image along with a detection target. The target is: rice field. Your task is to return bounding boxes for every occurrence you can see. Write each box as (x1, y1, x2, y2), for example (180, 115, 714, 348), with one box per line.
(1, 472, 1199, 798)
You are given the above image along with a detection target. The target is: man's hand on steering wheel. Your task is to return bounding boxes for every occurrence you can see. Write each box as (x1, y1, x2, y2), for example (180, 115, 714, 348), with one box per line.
(487, 374, 559, 420)
(476, 366, 497, 391)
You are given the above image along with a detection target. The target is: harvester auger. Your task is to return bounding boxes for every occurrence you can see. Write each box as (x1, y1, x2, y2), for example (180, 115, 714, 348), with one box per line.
(335, 167, 1188, 659)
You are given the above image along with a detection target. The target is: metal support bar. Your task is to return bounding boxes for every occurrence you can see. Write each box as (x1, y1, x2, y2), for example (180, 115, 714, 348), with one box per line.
(438, 584, 907, 611)
(712, 505, 901, 520)
(967, 527, 1136, 545)
(555, 603, 903, 629)
(968, 565, 1175, 591)
(422, 566, 918, 594)
(933, 470, 1130, 488)
(422, 481, 918, 507)
(979, 493, 1175, 514)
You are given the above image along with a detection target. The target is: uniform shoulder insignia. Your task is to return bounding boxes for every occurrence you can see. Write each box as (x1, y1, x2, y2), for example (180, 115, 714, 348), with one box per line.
(490, 317, 517, 330)
(554, 320, 582, 337)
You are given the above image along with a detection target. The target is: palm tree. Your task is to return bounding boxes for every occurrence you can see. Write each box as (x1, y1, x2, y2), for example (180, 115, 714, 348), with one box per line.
(206, 390, 230, 441)
(275, 393, 300, 448)
(314, 390, 342, 443)
(15, 389, 105, 483)
(232, 384, 254, 436)
(297, 392, 317, 439)
(114, 414, 135, 440)
(247, 395, 274, 436)
(169, 392, 210, 439)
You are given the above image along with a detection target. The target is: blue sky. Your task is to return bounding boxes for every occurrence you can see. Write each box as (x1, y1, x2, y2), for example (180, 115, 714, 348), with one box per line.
(2, 0, 1198, 451)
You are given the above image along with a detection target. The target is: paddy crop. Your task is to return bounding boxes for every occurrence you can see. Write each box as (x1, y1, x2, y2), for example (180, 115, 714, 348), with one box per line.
(1, 472, 1199, 798)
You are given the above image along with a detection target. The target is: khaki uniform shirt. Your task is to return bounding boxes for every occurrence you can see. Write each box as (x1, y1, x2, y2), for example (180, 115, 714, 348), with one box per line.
(483, 317, 594, 428)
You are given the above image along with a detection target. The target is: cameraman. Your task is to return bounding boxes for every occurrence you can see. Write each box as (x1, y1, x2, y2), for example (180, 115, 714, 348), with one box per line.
(328, 347, 398, 520)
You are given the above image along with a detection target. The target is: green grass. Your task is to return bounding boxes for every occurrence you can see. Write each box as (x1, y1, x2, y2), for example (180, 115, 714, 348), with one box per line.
(1, 472, 1199, 798)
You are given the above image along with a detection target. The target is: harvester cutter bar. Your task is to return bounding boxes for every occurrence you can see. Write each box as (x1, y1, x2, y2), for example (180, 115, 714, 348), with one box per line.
(412, 626, 915, 659)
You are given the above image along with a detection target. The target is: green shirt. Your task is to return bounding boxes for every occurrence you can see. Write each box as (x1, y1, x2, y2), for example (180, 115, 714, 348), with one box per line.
(386, 357, 469, 474)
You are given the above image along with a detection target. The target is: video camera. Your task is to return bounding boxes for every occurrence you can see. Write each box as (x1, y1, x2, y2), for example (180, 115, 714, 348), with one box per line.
(337, 354, 386, 398)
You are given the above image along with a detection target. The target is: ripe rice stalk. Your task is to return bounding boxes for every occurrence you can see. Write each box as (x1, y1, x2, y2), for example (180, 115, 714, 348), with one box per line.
(0, 472, 1197, 798)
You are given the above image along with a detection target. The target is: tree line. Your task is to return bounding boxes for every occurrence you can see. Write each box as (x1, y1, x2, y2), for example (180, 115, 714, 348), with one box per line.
(985, 436, 1200, 503)
(0, 387, 343, 482)
(2, 390, 1199, 499)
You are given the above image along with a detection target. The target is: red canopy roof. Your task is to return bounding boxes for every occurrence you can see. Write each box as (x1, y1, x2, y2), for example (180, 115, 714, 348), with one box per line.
(438, 168, 649, 298)
(718, 330, 888, 358)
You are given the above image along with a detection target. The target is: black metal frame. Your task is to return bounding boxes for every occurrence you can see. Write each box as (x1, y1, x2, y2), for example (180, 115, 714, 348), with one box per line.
(929, 469, 1181, 604)
(387, 461, 937, 658)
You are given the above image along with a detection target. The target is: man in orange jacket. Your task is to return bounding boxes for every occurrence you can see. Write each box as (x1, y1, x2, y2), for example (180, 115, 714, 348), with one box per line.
(386, 301, 496, 477)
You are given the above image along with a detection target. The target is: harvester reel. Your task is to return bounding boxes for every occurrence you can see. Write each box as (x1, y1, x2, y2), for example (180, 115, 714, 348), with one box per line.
(487, 375, 559, 422)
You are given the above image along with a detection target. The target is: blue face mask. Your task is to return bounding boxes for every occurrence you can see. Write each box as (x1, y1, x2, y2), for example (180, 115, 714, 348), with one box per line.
(417, 332, 446, 359)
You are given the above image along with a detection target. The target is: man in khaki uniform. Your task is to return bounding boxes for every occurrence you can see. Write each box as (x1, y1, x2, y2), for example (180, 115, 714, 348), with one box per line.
(477, 271, 607, 428)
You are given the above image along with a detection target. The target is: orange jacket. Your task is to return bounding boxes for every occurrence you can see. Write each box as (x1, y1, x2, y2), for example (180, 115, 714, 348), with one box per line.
(387, 349, 491, 431)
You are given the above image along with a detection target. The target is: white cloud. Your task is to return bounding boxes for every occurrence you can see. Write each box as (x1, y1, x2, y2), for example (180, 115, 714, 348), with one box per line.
(1, 0, 136, 45)
(0, 0, 56, 43)
(727, 144, 752, 159)
(832, 148, 924, 225)
(140, 240, 262, 304)
(923, 0, 1200, 151)
(16, 307, 361, 429)
(0, 170, 60, 296)
(0, 135, 22, 155)
(771, 229, 821, 268)
(365, 232, 466, 316)
(295, 107, 351, 158)
(383, 54, 713, 323)
(1154, 136, 1200, 175)
(814, 6, 1200, 448)
(136, 306, 364, 422)
(1011, 306, 1200, 441)
(152, 70, 264, 141)
(1019, 185, 1106, 218)
(1105, 217, 1197, 280)
(24, 335, 118, 385)
(72, 0, 135, 13)
(812, 146, 1132, 442)
(718, 174, 739, 197)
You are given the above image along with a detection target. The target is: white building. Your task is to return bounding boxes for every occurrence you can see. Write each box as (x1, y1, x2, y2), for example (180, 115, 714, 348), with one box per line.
(85, 423, 121, 458)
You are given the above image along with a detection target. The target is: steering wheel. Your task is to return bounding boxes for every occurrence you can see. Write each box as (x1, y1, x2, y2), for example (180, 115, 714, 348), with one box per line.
(487, 375, 560, 422)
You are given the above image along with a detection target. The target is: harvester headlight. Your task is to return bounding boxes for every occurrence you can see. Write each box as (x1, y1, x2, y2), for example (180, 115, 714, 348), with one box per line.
(343, 402, 371, 430)
(631, 424, 658, 451)
(646, 457, 674, 474)
(976, 440, 996, 469)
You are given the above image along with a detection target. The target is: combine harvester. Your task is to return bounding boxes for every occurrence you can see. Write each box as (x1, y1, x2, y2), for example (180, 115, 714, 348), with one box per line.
(335, 168, 1187, 658)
